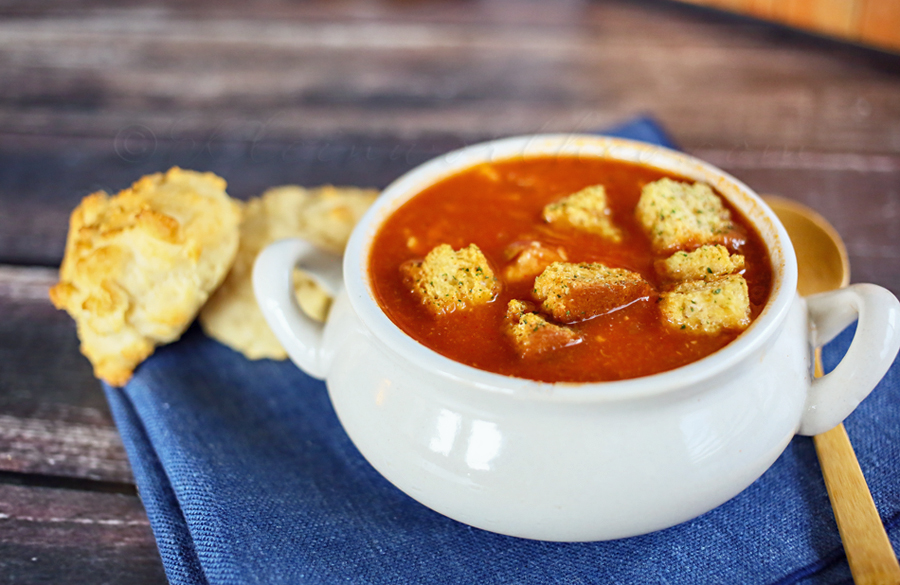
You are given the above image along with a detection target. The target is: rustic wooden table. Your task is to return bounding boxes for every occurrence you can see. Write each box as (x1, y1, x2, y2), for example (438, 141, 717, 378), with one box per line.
(1, 1, 899, 582)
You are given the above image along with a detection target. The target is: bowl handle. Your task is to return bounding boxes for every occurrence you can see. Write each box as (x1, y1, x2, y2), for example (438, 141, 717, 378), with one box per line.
(252, 238, 343, 380)
(799, 284, 900, 436)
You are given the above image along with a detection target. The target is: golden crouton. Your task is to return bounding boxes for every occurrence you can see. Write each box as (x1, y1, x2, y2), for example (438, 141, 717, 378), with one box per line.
(402, 244, 499, 314)
(503, 241, 568, 282)
(199, 184, 378, 360)
(656, 245, 745, 282)
(659, 274, 750, 334)
(49, 168, 241, 386)
(533, 262, 652, 323)
(635, 178, 735, 252)
(505, 299, 582, 357)
(543, 185, 622, 242)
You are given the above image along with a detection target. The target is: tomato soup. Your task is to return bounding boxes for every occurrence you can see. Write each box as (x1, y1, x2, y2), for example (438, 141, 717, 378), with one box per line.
(368, 156, 772, 383)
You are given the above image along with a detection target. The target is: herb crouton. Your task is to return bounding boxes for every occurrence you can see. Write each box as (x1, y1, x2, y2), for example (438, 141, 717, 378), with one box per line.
(402, 243, 499, 314)
(659, 274, 750, 334)
(656, 244, 745, 282)
(635, 178, 735, 252)
(543, 185, 622, 242)
(505, 299, 582, 357)
(533, 262, 652, 323)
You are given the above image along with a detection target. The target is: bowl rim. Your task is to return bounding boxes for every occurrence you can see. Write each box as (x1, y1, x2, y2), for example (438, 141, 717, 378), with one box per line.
(343, 134, 798, 402)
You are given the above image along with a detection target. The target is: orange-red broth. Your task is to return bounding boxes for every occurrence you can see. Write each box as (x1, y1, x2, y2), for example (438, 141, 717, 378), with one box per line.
(369, 156, 772, 383)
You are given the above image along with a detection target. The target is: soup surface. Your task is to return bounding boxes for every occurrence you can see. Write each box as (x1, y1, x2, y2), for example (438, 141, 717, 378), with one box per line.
(369, 156, 772, 383)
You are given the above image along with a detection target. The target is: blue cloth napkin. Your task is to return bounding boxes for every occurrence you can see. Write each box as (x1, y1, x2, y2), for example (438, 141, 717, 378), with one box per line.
(103, 119, 900, 585)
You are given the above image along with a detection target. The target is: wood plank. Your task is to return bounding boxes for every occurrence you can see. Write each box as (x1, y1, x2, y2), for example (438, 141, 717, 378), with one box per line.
(0, 266, 132, 483)
(0, 483, 165, 584)
(0, 410, 132, 484)
(0, 134, 462, 265)
(0, 0, 801, 29)
(0, 2, 896, 152)
(0, 266, 103, 409)
(0, 0, 595, 25)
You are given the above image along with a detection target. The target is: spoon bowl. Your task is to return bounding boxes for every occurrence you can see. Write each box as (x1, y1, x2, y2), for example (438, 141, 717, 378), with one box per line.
(763, 195, 849, 295)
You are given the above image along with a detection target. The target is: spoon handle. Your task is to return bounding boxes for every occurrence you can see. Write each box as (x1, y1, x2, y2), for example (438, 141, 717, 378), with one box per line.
(813, 349, 900, 585)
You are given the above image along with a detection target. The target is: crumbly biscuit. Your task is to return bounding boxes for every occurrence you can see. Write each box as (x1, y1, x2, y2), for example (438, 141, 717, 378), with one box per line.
(656, 245, 745, 282)
(503, 241, 568, 282)
(199, 185, 378, 360)
(49, 167, 241, 386)
(659, 274, 750, 334)
(543, 185, 622, 242)
(635, 178, 735, 252)
(402, 243, 499, 315)
(256, 185, 378, 254)
(533, 262, 652, 323)
(505, 299, 581, 358)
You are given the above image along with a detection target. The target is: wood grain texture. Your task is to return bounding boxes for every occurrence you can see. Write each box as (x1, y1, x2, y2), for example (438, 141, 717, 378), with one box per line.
(0, 409, 131, 483)
(0, 0, 898, 152)
(0, 267, 103, 409)
(0, 266, 131, 483)
(0, 134, 463, 265)
(0, 483, 166, 585)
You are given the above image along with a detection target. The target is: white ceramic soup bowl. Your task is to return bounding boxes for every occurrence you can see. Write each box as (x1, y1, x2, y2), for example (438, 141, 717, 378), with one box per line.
(253, 135, 900, 542)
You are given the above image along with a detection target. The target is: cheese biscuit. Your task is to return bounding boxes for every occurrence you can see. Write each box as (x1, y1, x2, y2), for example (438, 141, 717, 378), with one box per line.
(49, 168, 241, 386)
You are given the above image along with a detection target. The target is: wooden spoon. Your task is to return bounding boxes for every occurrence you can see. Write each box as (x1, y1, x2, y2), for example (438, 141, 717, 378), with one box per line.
(764, 195, 900, 585)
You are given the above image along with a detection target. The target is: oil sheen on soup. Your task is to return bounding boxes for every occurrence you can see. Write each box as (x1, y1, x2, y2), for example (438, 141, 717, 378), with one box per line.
(368, 156, 772, 383)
